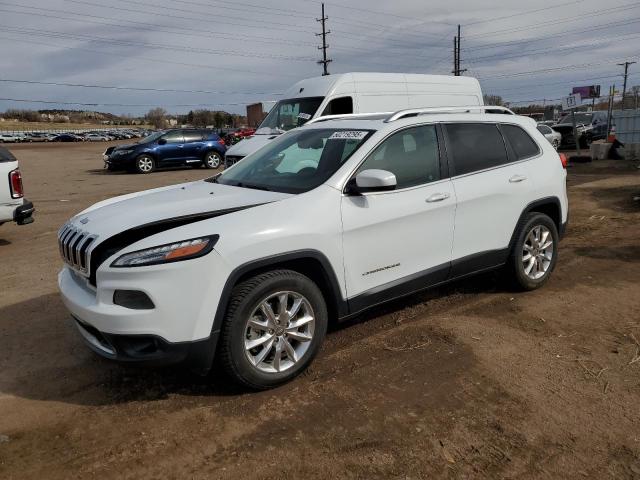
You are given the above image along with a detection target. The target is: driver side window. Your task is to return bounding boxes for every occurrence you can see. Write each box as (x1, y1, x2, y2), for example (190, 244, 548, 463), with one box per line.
(357, 125, 441, 189)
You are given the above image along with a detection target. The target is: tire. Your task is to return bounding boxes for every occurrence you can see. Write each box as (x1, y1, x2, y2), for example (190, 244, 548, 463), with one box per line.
(135, 154, 155, 174)
(218, 269, 328, 390)
(203, 150, 222, 169)
(507, 212, 559, 291)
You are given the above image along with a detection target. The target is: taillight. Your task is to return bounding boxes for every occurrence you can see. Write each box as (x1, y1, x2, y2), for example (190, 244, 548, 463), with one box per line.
(559, 153, 568, 169)
(218, 138, 225, 146)
(9, 168, 24, 198)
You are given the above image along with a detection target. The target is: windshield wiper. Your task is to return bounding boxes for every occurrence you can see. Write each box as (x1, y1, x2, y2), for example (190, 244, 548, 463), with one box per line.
(235, 182, 273, 191)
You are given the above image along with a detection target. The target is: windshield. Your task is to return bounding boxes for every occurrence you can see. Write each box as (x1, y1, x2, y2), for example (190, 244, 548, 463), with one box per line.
(558, 113, 593, 125)
(257, 97, 324, 134)
(213, 128, 373, 194)
(138, 131, 164, 144)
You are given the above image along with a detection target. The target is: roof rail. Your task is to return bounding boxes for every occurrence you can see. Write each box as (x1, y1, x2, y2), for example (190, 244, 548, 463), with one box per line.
(384, 106, 516, 122)
(306, 112, 394, 125)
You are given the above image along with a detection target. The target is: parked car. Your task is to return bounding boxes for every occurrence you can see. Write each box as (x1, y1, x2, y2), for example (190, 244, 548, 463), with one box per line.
(0, 147, 34, 226)
(552, 111, 608, 148)
(0, 134, 20, 143)
(85, 134, 110, 142)
(52, 134, 82, 142)
(23, 133, 51, 142)
(57, 105, 568, 389)
(537, 124, 562, 149)
(224, 72, 485, 167)
(103, 128, 226, 173)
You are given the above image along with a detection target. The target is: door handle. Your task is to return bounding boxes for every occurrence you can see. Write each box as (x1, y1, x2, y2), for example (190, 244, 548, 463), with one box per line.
(426, 192, 450, 203)
(509, 174, 527, 183)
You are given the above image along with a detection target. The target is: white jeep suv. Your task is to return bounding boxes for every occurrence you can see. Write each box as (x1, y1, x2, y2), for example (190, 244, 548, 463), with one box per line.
(58, 106, 568, 389)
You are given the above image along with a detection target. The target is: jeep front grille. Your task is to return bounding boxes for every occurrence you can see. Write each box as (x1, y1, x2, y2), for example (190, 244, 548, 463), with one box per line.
(58, 224, 97, 276)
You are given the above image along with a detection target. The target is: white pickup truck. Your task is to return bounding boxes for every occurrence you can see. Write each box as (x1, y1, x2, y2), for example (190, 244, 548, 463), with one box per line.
(0, 147, 34, 226)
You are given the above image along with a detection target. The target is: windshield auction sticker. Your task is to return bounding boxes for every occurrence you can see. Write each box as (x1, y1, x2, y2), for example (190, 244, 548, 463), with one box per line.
(297, 113, 312, 120)
(329, 131, 368, 140)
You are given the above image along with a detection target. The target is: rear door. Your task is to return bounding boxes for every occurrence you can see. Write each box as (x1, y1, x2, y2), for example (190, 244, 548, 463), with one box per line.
(341, 124, 456, 308)
(182, 130, 206, 161)
(444, 122, 538, 275)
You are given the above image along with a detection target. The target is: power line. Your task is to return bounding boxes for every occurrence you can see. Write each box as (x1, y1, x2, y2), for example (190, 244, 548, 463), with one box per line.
(464, 0, 585, 27)
(0, 4, 316, 48)
(0, 34, 300, 78)
(477, 56, 640, 80)
(466, 31, 640, 65)
(0, 78, 283, 96)
(0, 97, 258, 107)
(0, 25, 315, 62)
(316, 2, 332, 76)
(465, 2, 640, 39)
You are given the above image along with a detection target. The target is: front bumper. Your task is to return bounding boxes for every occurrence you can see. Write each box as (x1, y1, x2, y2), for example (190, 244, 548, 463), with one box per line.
(73, 316, 217, 370)
(105, 152, 137, 168)
(13, 199, 35, 225)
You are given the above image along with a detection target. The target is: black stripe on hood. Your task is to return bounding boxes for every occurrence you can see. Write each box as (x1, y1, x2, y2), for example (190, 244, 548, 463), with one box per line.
(89, 204, 264, 285)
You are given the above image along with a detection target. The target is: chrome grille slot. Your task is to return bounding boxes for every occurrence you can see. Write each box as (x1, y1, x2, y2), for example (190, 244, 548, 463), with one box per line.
(58, 223, 97, 276)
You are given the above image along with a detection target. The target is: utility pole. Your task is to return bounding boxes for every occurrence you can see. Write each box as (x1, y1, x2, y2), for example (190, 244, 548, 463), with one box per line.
(316, 3, 331, 76)
(617, 61, 636, 110)
(452, 36, 457, 75)
(452, 25, 467, 76)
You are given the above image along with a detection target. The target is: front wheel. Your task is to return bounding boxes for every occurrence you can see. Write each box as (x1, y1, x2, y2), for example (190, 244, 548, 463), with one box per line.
(507, 213, 559, 291)
(135, 154, 155, 174)
(203, 151, 222, 169)
(218, 270, 328, 389)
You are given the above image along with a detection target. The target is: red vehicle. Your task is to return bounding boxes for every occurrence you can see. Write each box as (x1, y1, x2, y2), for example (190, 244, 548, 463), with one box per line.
(232, 128, 256, 139)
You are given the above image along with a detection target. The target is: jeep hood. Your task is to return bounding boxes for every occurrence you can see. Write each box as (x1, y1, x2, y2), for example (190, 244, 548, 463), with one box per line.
(69, 180, 292, 240)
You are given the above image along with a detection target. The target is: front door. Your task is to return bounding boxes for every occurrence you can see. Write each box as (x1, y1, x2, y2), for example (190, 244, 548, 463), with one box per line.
(157, 131, 186, 163)
(341, 124, 456, 310)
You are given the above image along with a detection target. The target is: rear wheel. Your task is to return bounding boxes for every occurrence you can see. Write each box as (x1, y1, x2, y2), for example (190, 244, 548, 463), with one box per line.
(507, 212, 559, 290)
(203, 150, 222, 169)
(218, 269, 328, 389)
(135, 154, 155, 174)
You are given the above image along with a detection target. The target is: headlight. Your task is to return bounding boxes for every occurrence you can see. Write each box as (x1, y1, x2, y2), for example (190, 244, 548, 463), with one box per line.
(111, 235, 218, 267)
(116, 149, 134, 155)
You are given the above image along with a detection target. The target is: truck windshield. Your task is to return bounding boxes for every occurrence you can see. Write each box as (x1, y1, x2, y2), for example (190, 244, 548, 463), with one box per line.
(257, 97, 324, 134)
(558, 113, 593, 125)
(212, 128, 373, 194)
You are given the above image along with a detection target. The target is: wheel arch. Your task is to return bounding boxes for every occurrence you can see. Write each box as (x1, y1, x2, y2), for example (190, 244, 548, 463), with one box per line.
(508, 197, 563, 252)
(188, 250, 347, 374)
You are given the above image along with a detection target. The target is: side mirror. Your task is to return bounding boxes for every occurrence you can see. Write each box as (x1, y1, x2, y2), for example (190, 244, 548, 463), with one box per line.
(348, 169, 397, 194)
(158, 138, 167, 145)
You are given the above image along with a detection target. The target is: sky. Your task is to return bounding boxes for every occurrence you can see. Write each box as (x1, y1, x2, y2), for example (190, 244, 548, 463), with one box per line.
(0, 0, 639, 116)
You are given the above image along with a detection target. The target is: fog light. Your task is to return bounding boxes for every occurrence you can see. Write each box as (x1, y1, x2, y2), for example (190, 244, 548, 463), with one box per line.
(113, 290, 154, 310)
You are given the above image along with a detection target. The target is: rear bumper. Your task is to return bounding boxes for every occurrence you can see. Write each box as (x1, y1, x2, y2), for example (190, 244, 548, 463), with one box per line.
(13, 199, 34, 225)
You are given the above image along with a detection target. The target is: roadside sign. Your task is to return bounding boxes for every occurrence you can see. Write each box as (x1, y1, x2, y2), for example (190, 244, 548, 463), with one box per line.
(562, 93, 581, 111)
(572, 85, 601, 99)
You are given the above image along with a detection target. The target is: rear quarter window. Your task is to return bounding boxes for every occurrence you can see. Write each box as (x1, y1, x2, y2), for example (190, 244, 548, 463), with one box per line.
(444, 123, 509, 176)
(501, 124, 540, 160)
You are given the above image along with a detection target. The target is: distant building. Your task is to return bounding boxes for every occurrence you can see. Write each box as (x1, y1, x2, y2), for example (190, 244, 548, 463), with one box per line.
(246, 102, 273, 128)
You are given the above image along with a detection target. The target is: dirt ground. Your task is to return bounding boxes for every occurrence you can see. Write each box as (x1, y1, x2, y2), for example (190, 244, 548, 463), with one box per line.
(1, 141, 639, 479)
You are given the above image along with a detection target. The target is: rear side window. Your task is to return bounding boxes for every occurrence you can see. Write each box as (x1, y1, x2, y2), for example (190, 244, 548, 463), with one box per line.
(183, 131, 204, 142)
(445, 123, 508, 176)
(537, 125, 551, 134)
(321, 96, 353, 116)
(502, 124, 540, 160)
(162, 131, 184, 144)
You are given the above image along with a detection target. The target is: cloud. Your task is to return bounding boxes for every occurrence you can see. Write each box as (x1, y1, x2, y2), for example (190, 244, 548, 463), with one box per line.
(0, 0, 638, 115)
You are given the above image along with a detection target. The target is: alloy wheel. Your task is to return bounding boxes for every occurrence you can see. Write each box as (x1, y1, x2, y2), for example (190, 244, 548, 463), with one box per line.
(206, 152, 221, 168)
(522, 225, 554, 280)
(138, 157, 153, 173)
(244, 291, 315, 373)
